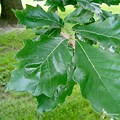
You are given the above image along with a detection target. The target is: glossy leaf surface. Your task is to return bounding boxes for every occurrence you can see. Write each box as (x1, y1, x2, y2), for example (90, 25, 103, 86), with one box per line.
(7, 0, 120, 117)
(15, 5, 64, 28)
(74, 40, 120, 117)
(73, 16, 120, 49)
(37, 65, 75, 112)
(7, 36, 72, 97)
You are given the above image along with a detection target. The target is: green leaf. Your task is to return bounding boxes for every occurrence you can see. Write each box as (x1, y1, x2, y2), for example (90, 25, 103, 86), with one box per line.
(61, 0, 77, 5)
(58, 5, 66, 12)
(45, 0, 77, 12)
(78, 0, 102, 15)
(35, 27, 61, 37)
(7, 35, 72, 97)
(46, 1, 62, 12)
(37, 81, 75, 112)
(36, 65, 75, 113)
(91, 0, 120, 5)
(15, 5, 64, 28)
(74, 40, 120, 117)
(99, 10, 113, 21)
(73, 16, 120, 49)
(65, 7, 94, 25)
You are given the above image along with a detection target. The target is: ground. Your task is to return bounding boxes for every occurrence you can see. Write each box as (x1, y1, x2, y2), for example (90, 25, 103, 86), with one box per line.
(0, 1, 120, 120)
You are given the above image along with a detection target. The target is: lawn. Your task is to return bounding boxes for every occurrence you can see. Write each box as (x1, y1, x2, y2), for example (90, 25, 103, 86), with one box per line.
(0, 1, 120, 120)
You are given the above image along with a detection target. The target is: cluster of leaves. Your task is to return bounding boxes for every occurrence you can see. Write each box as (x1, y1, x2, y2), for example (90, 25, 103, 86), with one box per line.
(35, 0, 120, 11)
(7, 0, 120, 119)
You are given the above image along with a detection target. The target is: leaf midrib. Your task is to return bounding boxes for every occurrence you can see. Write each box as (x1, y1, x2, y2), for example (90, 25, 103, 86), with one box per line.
(77, 40, 115, 100)
(26, 16, 64, 27)
(76, 29, 120, 42)
(40, 38, 65, 67)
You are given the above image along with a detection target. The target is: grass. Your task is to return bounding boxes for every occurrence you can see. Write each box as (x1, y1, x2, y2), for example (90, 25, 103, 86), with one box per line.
(0, 29, 35, 85)
(0, 84, 106, 120)
(0, 1, 120, 120)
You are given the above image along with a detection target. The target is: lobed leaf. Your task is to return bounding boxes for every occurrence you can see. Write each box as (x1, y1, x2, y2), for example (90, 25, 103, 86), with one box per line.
(74, 40, 120, 117)
(73, 16, 120, 49)
(37, 81, 75, 113)
(15, 5, 64, 28)
(36, 65, 75, 113)
(7, 0, 120, 117)
(7, 35, 73, 97)
(65, 7, 94, 25)
(45, 0, 77, 12)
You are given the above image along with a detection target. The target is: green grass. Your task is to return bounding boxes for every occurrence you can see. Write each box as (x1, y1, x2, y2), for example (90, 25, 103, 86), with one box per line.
(0, 29, 35, 85)
(0, 2, 120, 120)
